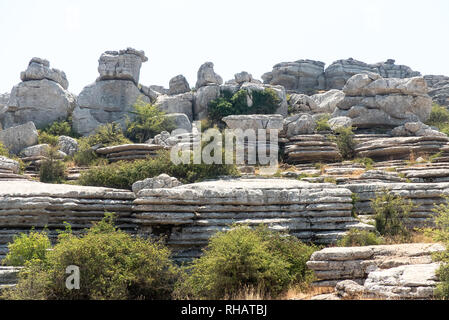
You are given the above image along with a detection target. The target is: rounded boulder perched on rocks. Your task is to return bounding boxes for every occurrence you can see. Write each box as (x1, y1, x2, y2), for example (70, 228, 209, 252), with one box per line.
(169, 75, 190, 95)
(132, 174, 182, 193)
(58, 136, 79, 156)
(195, 62, 223, 88)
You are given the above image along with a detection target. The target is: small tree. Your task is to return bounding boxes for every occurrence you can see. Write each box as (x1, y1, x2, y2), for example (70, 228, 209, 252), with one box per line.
(125, 97, 175, 143)
(330, 126, 357, 160)
(371, 189, 414, 238)
(39, 146, 66, 183)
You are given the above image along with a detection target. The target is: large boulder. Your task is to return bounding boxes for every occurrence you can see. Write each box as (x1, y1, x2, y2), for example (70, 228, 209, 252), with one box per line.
(195, 62, 223, 88)
(73, 48, 152, 136)
(288, 94, 318, 114)
(333, 73, 432, 128)
(0, 58, 76, 130)
(0, 121, 38, 154)
(193, 85, 221, 120)
(97, 48, 147, 84)
(425, 76, 449, 107)
(156, 92, 194, 121)
(168, 75, 190, 95)
(58, 136, 79, 156)
(131, 174, 182, 194)
(284, 114, 317, 137)
(311, 89, 345, 114)
(391, 121, 446, 138)
(262, 60, 325, 93)
(325, 58, 420, 90)
(165, 113, 192, 132)
(222, 114, 283, 132)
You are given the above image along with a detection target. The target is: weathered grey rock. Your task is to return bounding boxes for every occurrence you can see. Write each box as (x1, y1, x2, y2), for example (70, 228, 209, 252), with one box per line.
(392, 122, 446, 138)
(150, 85, 169, 95)
(334, 73, 432, 128)
(311, 90, 345, 114)
(328, 116, 352, 131)
(165, 113, 192, 132)
(0, 122, 38, 154)
(239, 82, 288, 117)
(73, 80, 152, 136)
(95, 143, 165, 162)
(335, 280, 365, 299)
(58, 136, 78, 156)
(20, 57, 68, 89)
(0, 93, 9, 109)
(234, 71, 252, 84)
(155, 92, 194, 121)
(285, 134, 342, 164)
(97, 48, 147, 84)
(424, 75, 449, 88)
(0, 156, 20, 174)
(132, 174, 182, 193)
(20, 144, 50, 157)
(195, 62, 223, 88)
(193, 85, 221, 120)
(223, 114, 283, 132)
(262, 60, 325, 93)
(284, 114, 317, 137)
(169, 75, 190, 95)
(427, 79, 449, 107)
(288, 94, 318, 114)
(325, 58, 420, 90)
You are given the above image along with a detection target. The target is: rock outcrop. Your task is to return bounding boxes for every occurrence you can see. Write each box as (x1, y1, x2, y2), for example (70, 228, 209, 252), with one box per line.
(195, 62, 223, 88)
(425, 75, 449, 107)
(0, 121, 38, 154)
(132, 174, 182, 193)
(284, 134, 342, 163)
(155, 92, 194, 121)
(95, 143, 166, 162)
(333, 73, 432, 128)
(72, 48, 153, 136)
(0, 58, 76, 129)
(391, 122, 446, 138)
(0, 156, 26, 181)
(169, 75, 190, 95)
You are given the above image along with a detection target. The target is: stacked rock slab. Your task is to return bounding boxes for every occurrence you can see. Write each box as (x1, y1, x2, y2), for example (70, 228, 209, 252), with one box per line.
(426, 78, 449, 107)
(0, 266, 22, 292)
(333, 73, 433, 129)
(95, 143, 166, 162)
(133, 179, 369, 260)
(0, 156, 26, 181)
(73, 48, 153, 136)
(262, 60, 326, 94)
(346, 182, 449, 227)
(0, 181, 135, 261)
(306, 243, 444, 287)
(1, 58, 76, 129)
(284, 134, 342, 164)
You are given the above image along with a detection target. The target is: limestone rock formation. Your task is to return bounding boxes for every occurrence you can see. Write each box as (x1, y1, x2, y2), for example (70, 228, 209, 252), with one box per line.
(58, 136, 79, 156)
(284, 134, 342, 163)
(0, 121, 38, 154)
(131, 174, 182, 193)
(73, 48, 154, 136)
(97, 48, 147, 84)
(195, 62, 223, 88)
(426, 77, 449, 107)
(234, 71, 252, 84)
(222, 114, 283, 132)
(95, 143, 165, 162)
(193, 85, 221, 120)
(325, 58, 420, 90)
(262, 60, 325, 93)
(169, 75, 190, 95)
(165, 113, 192, 132)
(391, 122, 446, 138)
(1, 58, 76, 129)
(0, 156, 25, 181)
(284, 114, 317, 137)
(328, 116, 352, 131)
(155, 92, 194, 121)
(333, 73, 432, 128)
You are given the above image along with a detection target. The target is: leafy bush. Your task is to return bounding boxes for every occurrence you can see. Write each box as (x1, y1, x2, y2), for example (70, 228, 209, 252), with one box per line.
(125, 98, 175, 143)
(371, 190, 414, 237)
(3, 230, 51, 266)
(2, 214, 179, 300)
(174, 225, 317, 299)
(39, 146, 66, 183)
(353, 157, 374, 170)
(38, 132, 59, 146)
(0, 141, 9, 157)
(72, 123, 131, 166)
(41, 119, 77, 138)
(208, 88, 281, 123)
(426, 103, 449, 135)
(330, 126, 357, 160)
(337, 229, 384, 247)
(78, 150, 239, 189)
(315, 114, 331, 132)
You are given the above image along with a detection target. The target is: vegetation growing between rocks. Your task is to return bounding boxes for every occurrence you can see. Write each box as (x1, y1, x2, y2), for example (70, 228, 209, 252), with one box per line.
(315, 114, 331, 132)
(371, 190, 414, 238)
(329, 126, 357, 160)
(3, 230, 51, 266)
(337, 229, 384, 247)
(426, 103, 449, 136)
(39, 146, 66, 183)
(78, 150, 239, 189)
(125, 98, 175, 143)
(208, 88, 281, 124)
(0, 141, 9, 157)
(174, 225, 317, 299)
(2, 214, 180, 300)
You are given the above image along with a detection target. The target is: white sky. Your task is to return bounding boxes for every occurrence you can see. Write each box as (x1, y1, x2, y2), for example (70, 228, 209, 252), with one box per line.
(0, 0, 448, 95)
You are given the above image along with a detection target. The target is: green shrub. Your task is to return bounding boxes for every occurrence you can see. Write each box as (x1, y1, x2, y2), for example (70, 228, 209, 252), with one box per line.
(2, 214, 179, 300)
(0, 141, 9, 157)
(208, 88, 281, 123)
(315, 114, 331, 132)
(353, 157, 374, 170)
(78, 150, 239, 189)
(174, 225, 317, 299)
(371, 190, 414, 237)
(38, 132, 59, 146)
(39, 146, 66, 183)
(125, 98, 175, 143)
(426, 104, 449, 136)
(72, 123, 131, 166)
(3, 230, 51, 266)
(337, 229, 384, 247)
(41, 119, 77, 138)
(330, 126, 357, 160)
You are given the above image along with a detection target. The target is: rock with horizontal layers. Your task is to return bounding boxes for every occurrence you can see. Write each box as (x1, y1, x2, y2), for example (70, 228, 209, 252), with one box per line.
(311, 89, 345, 114)
(391, 122, 446, 138)
(169, 75, 190, 95)
(155, 92, 194, 121)
(427, 78, 449, 107)
(97, 48, 147, 84)
(20, 57, 68, 89)
(0, 121, 38, 154)
(262, 60, 325, 94)
(132, 174, 182, 193)
(0, 156, 20, 174)
(284, 134, 342, 164)
(284, 114, 317, 137)
(195, 62, 223, 88)
(223, 114, 283, 132)
(333, 73, 432, 129)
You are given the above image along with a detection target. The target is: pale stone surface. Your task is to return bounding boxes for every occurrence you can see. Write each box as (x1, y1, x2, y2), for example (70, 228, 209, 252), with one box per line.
(169, 75, 190, 95)
(193, 85, 221, 120)
(223, 114, 283, 132)
(156, 92, 194, 121)
(234, 71, 252, 84)
(0, 121, 38, 154)
(391, 122, 446, 138)
(97, 48, 147, 84)
(20, 57, 68, 89)
(132, 174, 182, 193)
(195, 62, 223, 88)
(165, 113, 192, 132)
(284, 114, 317, 137)
(328, 116, 352, 131)
(0, 156, 20, 174)
(20, 144, 50, 157)
(58, 136, 78, 156)
(288, 94, 318, 113)
(311, 89, 345, 114)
